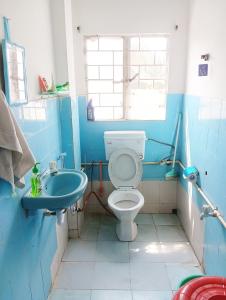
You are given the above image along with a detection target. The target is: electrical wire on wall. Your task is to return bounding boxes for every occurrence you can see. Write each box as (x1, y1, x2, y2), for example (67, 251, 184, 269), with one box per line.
(147, 137, 175, 163)
(147, 137, 175, 149)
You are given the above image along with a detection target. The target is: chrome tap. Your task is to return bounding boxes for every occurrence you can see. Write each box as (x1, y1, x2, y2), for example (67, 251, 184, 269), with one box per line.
(200, 204, 219, 220)
(57, 152, 67, 169)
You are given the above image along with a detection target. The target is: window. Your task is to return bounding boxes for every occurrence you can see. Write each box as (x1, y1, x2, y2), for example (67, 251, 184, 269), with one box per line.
(85, 35, 168, 121)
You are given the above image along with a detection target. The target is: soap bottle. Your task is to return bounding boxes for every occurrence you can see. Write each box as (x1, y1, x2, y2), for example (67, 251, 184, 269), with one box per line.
(31, 163, 41, 197)
(87, 99, 95, 121)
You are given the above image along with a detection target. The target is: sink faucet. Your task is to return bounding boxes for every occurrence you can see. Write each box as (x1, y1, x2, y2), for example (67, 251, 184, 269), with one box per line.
(57, 152, 67, 169)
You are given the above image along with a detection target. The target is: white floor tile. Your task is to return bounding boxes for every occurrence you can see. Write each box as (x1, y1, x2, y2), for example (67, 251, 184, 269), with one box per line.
(153, 214, 180, 226)
(132, 291, 173, 300)
(91, 290, 132, 300)
(157, 226, 187, 242)
(63, 240, 96, 262)
(129, 242, 199, 264)
(54, 262, 95, 289)
(92, 263, 130, 290)
(98, 224, 118, 241)
(96, 241, 129, 262)
(51, 213, 201, 299)
(135, 214, 154, 225)
(135, 225, 158, 242)
(130, 263, 171, 290)
(49, 289, 91, 300)
(166, 263, 203, 290)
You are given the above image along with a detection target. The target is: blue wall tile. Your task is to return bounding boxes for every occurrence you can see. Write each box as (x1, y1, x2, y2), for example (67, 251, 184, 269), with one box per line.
(78, 94, 183, 180)
(180, 94, 226, 276)
(59, 98, 75, 169)
(71, 98, 81, 170)
(0, 97, 78, 300)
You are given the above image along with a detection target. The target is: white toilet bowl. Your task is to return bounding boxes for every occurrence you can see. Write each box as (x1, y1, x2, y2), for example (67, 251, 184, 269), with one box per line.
(108, 189, 144, 241)
(107, 147, 144, 241)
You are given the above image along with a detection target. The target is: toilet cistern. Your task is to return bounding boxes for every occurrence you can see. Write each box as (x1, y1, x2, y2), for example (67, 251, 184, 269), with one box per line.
(104, 131, 146, 241)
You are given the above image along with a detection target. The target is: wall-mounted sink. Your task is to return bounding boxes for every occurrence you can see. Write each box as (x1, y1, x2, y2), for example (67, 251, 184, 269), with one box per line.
(22, 169, 88, 211)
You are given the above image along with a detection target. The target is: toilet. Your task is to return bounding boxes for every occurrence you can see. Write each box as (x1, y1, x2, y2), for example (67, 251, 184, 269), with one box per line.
(104, 131, 146, 241)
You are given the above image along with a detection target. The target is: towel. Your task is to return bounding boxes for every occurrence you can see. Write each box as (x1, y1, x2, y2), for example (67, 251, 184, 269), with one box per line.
(0, 90, 35, 189)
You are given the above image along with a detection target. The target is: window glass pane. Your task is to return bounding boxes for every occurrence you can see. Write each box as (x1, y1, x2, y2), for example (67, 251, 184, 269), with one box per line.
(140, 37, 167, 50)
(100, 66, 113, 79)
(128, 66, 139, 79)
(99, 37, 123, 50)
(129, 37, 139, 50)
(128, 79, 139, 90)
(139, 80, 154, 89)
(8, 62, 16, 77)
(94, 107, 114, 120)
(88, 80, 113, 93)
(130, 51, 154, 65)
(88, 94, 100, 106)
(18, 63, 24, 79)
(140, 66, 167, 79)
(114, 66, 123, 81)
(86, 37, 98, 50)
(19, 91, 26, 100)
(100, 94, 123, 106)
(114, 82, 123, 93)
(114, 51, 123, 65)
(87, 52, 113, 65)
(18, 80, 25, 91)
(17, 49, 23, 63)
(86, 35, 168, 121)
(87, 66, 99, 79)
(114, 107, 123, 119)
(154, 80, 166, 89)
(155, 52, 167, 65)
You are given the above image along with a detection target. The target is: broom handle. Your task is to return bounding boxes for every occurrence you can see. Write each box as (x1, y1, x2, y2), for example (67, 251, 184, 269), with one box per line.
(172, 113, 182, 168)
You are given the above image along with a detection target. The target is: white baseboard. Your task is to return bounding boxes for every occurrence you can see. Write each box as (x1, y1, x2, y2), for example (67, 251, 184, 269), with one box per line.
(177, 181, 204, 264)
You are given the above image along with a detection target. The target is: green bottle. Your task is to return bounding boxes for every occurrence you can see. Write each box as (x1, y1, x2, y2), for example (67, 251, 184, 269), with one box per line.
(31, 163, 41, 197)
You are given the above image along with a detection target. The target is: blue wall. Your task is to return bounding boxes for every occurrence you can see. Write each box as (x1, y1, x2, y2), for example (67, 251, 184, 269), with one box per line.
(78, 94, 183, 180)
(179, 95, 226, 276)
(0, 97, 78, 300)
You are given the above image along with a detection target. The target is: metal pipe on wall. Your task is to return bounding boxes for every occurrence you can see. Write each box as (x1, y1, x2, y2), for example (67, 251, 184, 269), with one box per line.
(178, 161, 226, 229)
(81, 160, 226, 229)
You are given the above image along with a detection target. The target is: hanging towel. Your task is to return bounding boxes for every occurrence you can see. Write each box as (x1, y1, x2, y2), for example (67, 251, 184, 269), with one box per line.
(0, 90, 35, 189)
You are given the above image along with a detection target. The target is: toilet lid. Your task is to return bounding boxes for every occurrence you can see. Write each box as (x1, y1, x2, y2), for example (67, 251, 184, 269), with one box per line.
(108, 148, 142, 189)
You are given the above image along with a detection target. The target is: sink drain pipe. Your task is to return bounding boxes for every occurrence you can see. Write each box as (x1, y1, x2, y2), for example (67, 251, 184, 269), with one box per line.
(44, 208, 67, 225)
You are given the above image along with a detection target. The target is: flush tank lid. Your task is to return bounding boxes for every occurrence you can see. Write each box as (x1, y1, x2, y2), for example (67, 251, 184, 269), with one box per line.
(104, 130, 146, 160)
(108, 148, 142, 189)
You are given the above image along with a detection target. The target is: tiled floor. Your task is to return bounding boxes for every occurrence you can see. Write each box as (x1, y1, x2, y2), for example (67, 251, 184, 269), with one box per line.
(49, 214, 203, 300)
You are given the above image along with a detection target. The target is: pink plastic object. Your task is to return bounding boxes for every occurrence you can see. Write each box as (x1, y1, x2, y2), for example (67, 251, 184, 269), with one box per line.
(173, 276, 226, 300)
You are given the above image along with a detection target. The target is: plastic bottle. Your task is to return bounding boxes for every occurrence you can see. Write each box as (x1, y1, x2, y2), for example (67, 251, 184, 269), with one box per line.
(31, 163, 41, 197)
(87, 99, 95, 121)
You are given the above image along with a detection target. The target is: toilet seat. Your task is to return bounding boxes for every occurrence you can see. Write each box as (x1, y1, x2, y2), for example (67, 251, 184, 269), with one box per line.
(108, 189, 144, 211)
(108, 148, 142, 189)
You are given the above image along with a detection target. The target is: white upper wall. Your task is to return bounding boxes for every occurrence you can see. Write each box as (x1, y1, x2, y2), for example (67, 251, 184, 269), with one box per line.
(186, 0, 226, 98)
(0, 0, 55, 99)
(72, 0, 190, 95)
